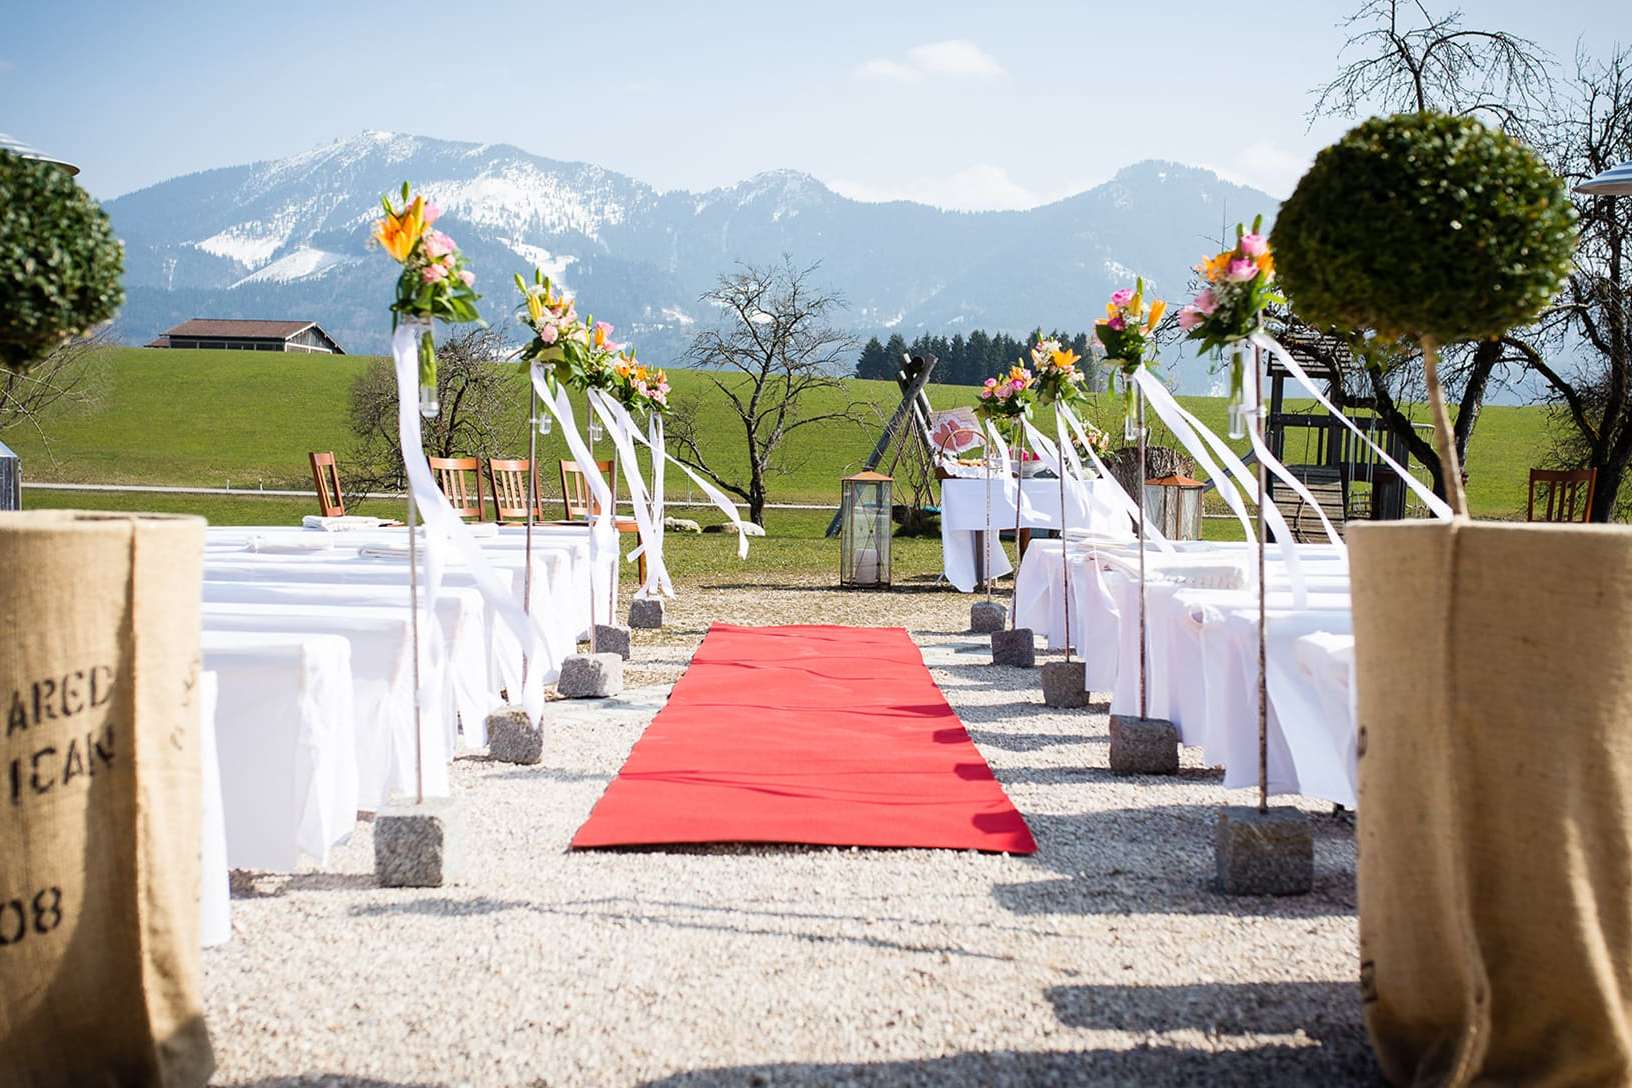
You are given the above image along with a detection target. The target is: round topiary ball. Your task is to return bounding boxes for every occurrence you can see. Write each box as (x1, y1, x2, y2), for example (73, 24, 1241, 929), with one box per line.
(1272, 112, 1576, 345)
(0, 149, 125, 372)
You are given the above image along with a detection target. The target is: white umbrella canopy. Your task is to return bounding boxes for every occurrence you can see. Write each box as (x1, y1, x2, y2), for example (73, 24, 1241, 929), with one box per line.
(1577, 160, 1632, 196)
(0, 132, 79, 175)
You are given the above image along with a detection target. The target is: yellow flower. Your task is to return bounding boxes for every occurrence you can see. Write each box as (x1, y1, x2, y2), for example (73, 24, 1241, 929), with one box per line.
(1201, 251, 1232, 283)
(1144, 299, 1166, 331)
(1105, 302, 1119, 321)
(373, 195, 427, 263)
(1050, 347, 1081, 371)
(1256, 251, 1275, 277)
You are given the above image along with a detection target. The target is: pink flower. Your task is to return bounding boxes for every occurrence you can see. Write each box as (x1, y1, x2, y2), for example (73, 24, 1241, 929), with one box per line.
(539, 323, 559, 345)
(595, 320, 614, 340)
(423, 230, 455, 259)
(979, 387, 992, 399)
(422, 202, 442, 225)
(1239, 233, 1267, 257)
(983, 377, 997, 388)
(458, 269, 475, 287)
(1009, 378, 1025, 392)
(421, 263, 447, 283)
(1194, 288, 1218, 315)
(1110, 287, 1134, 307)
(1226, 258, 1258, 282)
(1107, 315, 1127, 331)
(1177, 306, 1204, 331)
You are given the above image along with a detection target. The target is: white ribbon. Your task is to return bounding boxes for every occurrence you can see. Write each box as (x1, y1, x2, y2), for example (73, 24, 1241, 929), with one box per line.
(649, 414, 667, 593)
(586, 389, 674, 598)
(529, 369, 619, 625)
(1132, 365, 1309, 606)
(634, 422, 763, 560)
(1249, 330, 1453, 521)
(982, 419, 1038, 522)
(392, 325, 562, 725)
(1055, 401, 1176, 553)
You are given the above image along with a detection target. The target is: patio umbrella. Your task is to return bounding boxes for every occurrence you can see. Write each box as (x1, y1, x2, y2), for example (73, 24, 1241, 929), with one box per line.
(0, 132, 79, 175)
(1577, 160, 1632, 196)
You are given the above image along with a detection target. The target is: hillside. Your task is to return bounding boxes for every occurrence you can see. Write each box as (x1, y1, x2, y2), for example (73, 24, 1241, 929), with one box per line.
(3, 348, 1550, 522)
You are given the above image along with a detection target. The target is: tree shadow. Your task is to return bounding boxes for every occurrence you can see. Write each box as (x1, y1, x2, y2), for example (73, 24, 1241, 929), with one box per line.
(219, 1078, 450, 1088)
(230, 870, 377, 898)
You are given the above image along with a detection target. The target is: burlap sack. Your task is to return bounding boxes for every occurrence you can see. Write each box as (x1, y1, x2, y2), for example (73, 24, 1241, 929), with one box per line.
(1350, 520, 1632, 1086)
(0, 511, 214, 1087)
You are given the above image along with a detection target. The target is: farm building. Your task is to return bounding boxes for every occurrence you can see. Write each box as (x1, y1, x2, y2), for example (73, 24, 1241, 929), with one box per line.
(147, 319, 345, 354)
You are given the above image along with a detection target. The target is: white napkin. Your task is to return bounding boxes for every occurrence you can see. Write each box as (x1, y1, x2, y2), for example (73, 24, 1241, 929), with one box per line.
(302, 515, 385, 531)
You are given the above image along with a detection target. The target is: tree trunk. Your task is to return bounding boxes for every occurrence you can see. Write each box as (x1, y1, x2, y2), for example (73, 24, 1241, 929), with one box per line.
(1591, 458, 1625, 522)
(748, 464, 767, 527)
(1368, 366, 1448, 499)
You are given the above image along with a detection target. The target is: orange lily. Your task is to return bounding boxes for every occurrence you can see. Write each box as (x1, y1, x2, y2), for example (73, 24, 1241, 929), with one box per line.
(1050, 347, 1081, 370)
(374, 194, 427, 264)
(1144, 299, 1167, 331)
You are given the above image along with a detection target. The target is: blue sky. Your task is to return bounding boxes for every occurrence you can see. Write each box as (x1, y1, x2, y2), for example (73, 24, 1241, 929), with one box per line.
(5, 0, 1623, 205)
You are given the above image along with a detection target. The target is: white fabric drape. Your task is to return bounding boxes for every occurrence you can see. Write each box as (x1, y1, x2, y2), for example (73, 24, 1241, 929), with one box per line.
(586, 388, 674, 598)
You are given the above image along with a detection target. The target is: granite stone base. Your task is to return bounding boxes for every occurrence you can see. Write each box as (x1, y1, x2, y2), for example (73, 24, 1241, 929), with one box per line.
(375, 797, 464, 888)
(1215, 805, 1314, 896)
(594, 623, 632, 661)
(970, 600, 1007, 634)
(990, 627, 1036, 668)
(629, 597, 666, 629)
(1108, 714, 1179, 775)
(1040, 660, 1092, 708)
(485, 705, 543, 765)
(558, 652, 624, 698)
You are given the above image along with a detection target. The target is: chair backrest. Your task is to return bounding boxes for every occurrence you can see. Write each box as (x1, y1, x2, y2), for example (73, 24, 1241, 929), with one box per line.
(559, 459, 617, 521)
(486, 458, 540, 525)
(1527, 467, 1596, 523)
(428, 456, 484, 520)
(1272, 466, 1347, 544)
(309, 451, 345, 517)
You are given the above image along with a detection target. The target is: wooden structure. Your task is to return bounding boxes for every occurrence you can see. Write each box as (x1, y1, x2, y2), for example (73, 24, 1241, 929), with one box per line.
(825, 352, 938, 538)
(147, 319, 345, 354)
(559, 458, 645, 584)
(1527, 468, 1597, 523)
(428, 456, 483, 520)
(486, 458, 539, 524)
(308, 451, 345, 517)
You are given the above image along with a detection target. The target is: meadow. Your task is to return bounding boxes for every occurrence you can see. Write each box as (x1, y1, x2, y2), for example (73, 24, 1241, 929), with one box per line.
(8, 346, 1555, 577)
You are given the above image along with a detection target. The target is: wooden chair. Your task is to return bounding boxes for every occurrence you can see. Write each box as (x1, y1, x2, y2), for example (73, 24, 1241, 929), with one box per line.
(428, 456, 484, 520)
(1527, 467, 1596, 523)
(309, 451, 345, 517)
(560, 458, 646, 585)
(486, 458, 544, 525)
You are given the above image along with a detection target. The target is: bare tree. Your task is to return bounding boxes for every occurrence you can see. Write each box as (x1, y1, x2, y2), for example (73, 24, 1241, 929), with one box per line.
(668, 259, 866, 525)
(0, 332, 106, 458)
(346, 325, 524, 506)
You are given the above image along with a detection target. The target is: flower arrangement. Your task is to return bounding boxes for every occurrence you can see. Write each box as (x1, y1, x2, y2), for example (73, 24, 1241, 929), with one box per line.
(1072, 420, 1111, 459)
(611, 348, 671, 416)
(974, 363, 1036, 430)
(1028, 334, 1086, 405)
(373, 183, 480, 413)
(513, 269, 626, 395)
(1094, 280, 1166, 439)
(1176, 217, 1281, 438)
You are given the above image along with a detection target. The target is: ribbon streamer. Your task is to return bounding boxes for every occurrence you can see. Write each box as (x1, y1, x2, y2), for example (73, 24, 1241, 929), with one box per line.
(1055, 401, 1175, 553)
(620, 414, 763, 559)
(392, 326, 563, 725)
(1249, 330, 1453, 521)
(586, 389, 674, 598)
(529, 371, 619, 621)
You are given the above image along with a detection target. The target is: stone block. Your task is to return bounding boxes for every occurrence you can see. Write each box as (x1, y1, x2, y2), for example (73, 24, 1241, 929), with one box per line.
(1215, 805, 1314, 897)
(594, 623, 632, 660)
(485, 704, 542, 765)
(1108, 714, 1179, 774)
(1040, 660, 1091, 708)
(970, 600, 1007, 633)
(374, 797, 464, 888)
(991, 627, 1036, 668)
(629, 597, 666, 629)
(557, 652, 624, 698)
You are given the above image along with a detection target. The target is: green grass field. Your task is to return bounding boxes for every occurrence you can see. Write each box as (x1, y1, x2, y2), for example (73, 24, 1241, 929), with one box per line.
(6, 346, 1558, 579)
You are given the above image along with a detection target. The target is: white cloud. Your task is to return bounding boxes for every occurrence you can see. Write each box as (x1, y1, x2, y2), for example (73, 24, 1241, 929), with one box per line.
(828, 164, 1045, 212)
(1202, 141, 1312, 199)
(856, 39, 1004, 83)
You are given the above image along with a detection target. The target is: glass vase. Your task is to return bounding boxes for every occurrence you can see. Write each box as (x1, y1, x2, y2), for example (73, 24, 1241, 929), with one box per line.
(1226, 350, 1246, 440)
(1121, 368, 1140, 442)
(414, 322, 439, 420)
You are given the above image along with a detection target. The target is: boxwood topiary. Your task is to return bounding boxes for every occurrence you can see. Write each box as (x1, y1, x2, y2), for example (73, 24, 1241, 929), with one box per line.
(0, 148, 125, 372)
(1272, 112, 1577, 513)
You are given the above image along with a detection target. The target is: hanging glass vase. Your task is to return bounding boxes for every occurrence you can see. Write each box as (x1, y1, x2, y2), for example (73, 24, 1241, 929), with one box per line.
(414, 322, 439, 420)
(1226, 348, 1247, 440)
(535, 412, 553, 436)
(1121, 365, 1140, 442)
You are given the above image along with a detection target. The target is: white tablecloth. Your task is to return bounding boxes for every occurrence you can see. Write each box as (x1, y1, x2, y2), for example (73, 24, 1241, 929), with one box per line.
(202, 631, 360, 869)
(197, 670, 230, 947)
(940, 476, 1132, 592)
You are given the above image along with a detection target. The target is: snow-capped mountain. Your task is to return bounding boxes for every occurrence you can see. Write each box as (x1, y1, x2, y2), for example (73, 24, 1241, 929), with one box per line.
(107, 131, 1280, 375)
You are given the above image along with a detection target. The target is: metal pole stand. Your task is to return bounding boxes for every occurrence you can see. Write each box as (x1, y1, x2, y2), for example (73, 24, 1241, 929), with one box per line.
(970, 448, 1006, 633)
(1041, 411, 1089, 707)
(990, 420, 1036, 668)
(1215, 341, 1312, 896)
(488, 383, 547, 765)
(1108, 377, 1179, 774)
(556, 399, 626, 700)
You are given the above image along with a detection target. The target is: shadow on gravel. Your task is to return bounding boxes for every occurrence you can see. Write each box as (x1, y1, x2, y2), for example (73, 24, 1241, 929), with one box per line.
(483, 766, 613, 784)
(963, 729, 1093, 752)
(988, 807, 1357, 919)
(229, 871, 376, 898)
(222, 1080, 448, 1088)
(633, 1040, 1381, 1086)
(995, 765, 1222, 787)
(1045, 979, 1366, 1041)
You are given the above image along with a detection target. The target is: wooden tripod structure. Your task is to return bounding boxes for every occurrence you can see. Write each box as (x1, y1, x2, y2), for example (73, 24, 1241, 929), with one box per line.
(825, 352, 939, 538)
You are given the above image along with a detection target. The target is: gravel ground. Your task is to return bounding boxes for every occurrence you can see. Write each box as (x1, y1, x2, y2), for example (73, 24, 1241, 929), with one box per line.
(205, 576, 1375, 1088)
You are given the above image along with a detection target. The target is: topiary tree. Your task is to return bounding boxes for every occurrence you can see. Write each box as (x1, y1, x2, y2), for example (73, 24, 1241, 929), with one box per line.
(1273, 111, 1577, 515)
(0, 149, 125, 374)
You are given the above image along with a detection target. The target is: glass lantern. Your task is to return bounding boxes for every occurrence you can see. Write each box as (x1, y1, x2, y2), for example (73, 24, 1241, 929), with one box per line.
(839, 471, 892, 588)
(1141, 474, 1206, 540)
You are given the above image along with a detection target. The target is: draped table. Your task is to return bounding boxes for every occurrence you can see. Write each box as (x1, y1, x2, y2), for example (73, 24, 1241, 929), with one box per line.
(939, 476, 1131, 592)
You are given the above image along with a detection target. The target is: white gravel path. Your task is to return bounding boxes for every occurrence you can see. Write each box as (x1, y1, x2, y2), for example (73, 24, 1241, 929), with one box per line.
(205, 581, 1375, 1087)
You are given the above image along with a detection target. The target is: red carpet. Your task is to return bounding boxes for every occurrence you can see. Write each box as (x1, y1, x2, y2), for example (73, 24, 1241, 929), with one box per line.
(571, 624, 1036, 853)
